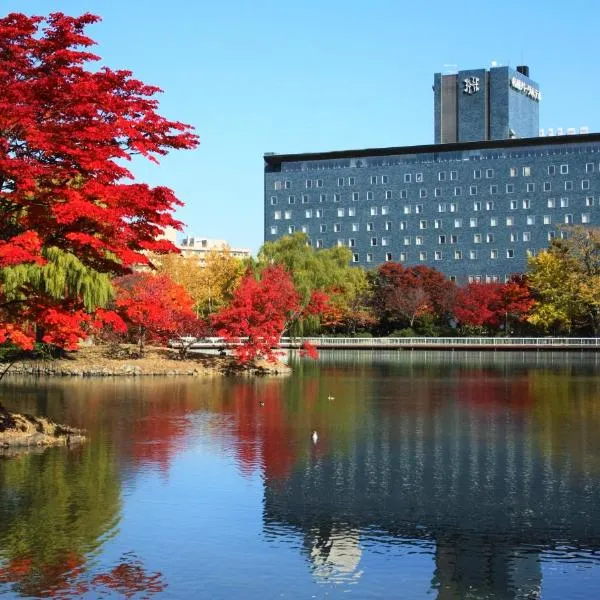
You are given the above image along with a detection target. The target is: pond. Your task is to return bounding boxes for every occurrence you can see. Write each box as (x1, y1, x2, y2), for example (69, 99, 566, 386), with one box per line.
(1, 351, 600, 599)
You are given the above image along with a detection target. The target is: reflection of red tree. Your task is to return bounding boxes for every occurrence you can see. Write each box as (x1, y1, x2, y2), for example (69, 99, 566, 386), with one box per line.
(456, 370, 533, 413)
(0, 552, 164, 598)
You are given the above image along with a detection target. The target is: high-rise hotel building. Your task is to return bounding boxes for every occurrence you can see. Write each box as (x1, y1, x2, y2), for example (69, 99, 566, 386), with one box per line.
(264, 65, 599, 282)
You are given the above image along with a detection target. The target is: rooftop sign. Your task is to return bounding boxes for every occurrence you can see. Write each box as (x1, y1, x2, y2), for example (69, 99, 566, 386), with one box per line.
(510, 76, 541, 101)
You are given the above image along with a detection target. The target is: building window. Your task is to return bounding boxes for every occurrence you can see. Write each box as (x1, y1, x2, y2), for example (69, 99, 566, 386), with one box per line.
(336, 239, 343, 247)
(510, 232, 517, 242)
(370, 237, 378, 246)
(548, 231, 555, 241)
(288, 195, 296, 204)
(337, 208, 345, 217)
(348, 207, 356, 217)
(486, 169, 494, 179)
(270, 226, 278, 235)
(547, 198, 555, 208)
(565, 181, 573, 191)
(370, 206, 378, 216)
(469, 217, 478, 227)
(434, 219, 442, 229)
(333, 193, 341, 203)
(381, 175, 389, 184)
(334, 223, 341, 232)
(438, 203, 447, 212)
(510, 200, 518, 210)
(400, 221, 407, 230)
(439, 171, 446, 181)
(526, 215, 535, 225)
(486, 201, 494, 211)
(337, 177, 344, 187)
(404, 174, 411, 183)
(565, 214, 573, 224)
(419, 251, 427, 261)
(560, 164, 569, 174)
(367, 222, 374, 231)
(434, 188, 442, 197)
(316, 179, 323, 188)
(370, 176, 377, 185)
(586, 163, 595, 173)
(582, 180, 591, 190)
(404, 236, 411, 246)
(506, 184, 514, 193)
(305, 209, 312, 218)
(315, 209, 323, 218)
(454, 186, 462, 196)
(454, 250, 462, 260)
(510, 167, 518, 177)
(473, 169, 482, 179)
(490, 184, 498, 194)
(469, 250, 477, 260)
(315, 239, 323, 248)
(450, 203, 458, 212)
(381, 206, 389, 215)
(403, 205, 411, 214)
(526, 183, 535, 192)
(385, 221, 392, 231)
(416, 236, 424, 245)
(274, 181, 282, 190)
(434, 251, 442, 261)
(381, 237, 389, 246)
(385, 252, 392, 261)
(543, 215, 551, 225)
(366, 191, 374, 200)
(319, 194, 327, 203)
(438, 235, 446, 244)
(305, 180, 312, 188)
(385, 190, 392, 200)
(320, 224, 327, 233)
(415, 173, 423, 183)
(270, 196, 277, 205)
(490, 217, 498, 226)
(450, 171, 458, 180)
(522, 199, 530, 209)
(415, 204, 423, 214)
(284, 210, 292, 219)
(548, 165, 555, 175)
(400, 252, 407, 262)
(348, 238, 356, 247)
(486, 233, 494, 243)
(352, 253, 359, 263)
(419, 188, 427, 198)
(506, 216, 514, 226)
(586, 196, 594, 207)
(523, 231, 531, 242)
(352, 192, 360, 201)
(543, 182, 551, 192)
(454, 218, 462, 228)
(490, 249, 498, 259)
(560, 197, 569, 208)
(522, 166, 531, 176)
(288, 225, 296, 233)
(348, 177, 355, 186)
(352, 223, 359, 232)
(506, 249, 514, 258)
(400, 190, 407, 199)
(473, 201, 481, 211)
(474, 233, 482, 243)
(366, 253, 373, 263)
(419, 220, 427, 230)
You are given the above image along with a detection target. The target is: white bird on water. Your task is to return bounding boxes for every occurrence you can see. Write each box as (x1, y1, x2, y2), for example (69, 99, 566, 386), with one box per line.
(327, 394, 335, 401)
(312, 430, 318, 444)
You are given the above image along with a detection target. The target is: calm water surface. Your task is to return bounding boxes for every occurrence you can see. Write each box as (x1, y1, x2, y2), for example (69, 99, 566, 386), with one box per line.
(1, 351, 600, 599)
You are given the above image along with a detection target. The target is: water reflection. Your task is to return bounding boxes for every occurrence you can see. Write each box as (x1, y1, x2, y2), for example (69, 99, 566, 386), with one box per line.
(0, 352, 599, 598)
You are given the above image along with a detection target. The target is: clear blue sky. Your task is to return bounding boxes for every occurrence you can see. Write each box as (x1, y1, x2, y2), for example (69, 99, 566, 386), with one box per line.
(4, 0, 599, 252)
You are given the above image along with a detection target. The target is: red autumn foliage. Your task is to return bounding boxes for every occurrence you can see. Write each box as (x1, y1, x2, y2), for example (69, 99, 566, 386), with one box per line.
(454, 276, 534, 330)
(0, 12, 197, 350)
(114, 272, 198, 355)
(371, 262, 456, 329)
(212, 265, 327, 363)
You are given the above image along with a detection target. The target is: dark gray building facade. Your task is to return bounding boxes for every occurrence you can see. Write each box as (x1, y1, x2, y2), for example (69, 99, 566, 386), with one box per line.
(264, 65, 598, 283)
(434, 65, 540, 143)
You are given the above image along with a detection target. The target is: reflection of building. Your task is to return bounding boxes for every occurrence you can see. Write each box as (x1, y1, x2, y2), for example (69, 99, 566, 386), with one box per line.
(307, 525, 363, 583)
(262, 390, 600, 598)
(179, 237, 251, 266)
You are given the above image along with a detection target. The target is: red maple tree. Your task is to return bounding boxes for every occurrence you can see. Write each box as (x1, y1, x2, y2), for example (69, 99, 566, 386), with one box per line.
(114, 273, 199, 356)
(0, 12, 198, 350)
(212, 265, 326, 363)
